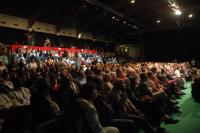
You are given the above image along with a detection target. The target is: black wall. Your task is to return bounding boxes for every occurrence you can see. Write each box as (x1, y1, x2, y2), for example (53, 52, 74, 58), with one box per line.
(0, 26, 114, 51)
(143, 26, 200, 62)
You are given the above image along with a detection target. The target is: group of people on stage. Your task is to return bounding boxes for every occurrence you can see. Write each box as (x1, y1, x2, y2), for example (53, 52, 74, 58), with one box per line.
(25, 31, 51, 47)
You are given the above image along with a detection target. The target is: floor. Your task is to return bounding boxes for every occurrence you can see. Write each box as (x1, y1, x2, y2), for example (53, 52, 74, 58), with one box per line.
(162, 82, 200, 133)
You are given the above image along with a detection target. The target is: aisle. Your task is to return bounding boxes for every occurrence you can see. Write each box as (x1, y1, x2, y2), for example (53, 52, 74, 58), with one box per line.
(162, 82, 200, 133)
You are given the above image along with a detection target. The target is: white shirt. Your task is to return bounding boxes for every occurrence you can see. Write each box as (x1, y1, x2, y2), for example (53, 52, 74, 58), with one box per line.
(175, 69, 181, 78)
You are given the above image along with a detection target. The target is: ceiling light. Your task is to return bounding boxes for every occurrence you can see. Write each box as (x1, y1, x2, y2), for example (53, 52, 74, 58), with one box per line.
(124, 21, 126, 24)
(112, 16, 115, 19)
(157, 20, 160, 23)
(78, 33, 82, 39)
(168, 0, 182, 16)
(174, 9, 182, 15)
(131, 0, 135, 4)
(189, 14, 193, 18)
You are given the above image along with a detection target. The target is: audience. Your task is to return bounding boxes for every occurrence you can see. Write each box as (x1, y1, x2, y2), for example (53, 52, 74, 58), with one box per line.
(0, 44, 196, 133)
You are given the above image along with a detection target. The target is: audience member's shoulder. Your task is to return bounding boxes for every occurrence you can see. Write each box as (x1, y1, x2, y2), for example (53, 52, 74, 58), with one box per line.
(75, 98, 91, 109)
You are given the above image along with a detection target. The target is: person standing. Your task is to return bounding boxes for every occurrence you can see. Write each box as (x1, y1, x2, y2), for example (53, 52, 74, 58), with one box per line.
(44, 37, 51, 47)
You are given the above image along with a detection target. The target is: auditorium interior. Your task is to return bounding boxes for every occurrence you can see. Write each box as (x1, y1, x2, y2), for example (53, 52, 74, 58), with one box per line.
(0, 0, 200, 133)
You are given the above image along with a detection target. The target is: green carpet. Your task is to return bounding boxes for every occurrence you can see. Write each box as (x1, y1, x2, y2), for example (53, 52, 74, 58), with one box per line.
(162, 82, 200, 133)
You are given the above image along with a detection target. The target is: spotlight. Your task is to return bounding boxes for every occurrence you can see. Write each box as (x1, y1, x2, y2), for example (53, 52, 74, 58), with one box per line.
(124, 21, 126, 24)
(131, 0, 135, 4)
(174, 9, 182, 15)
(112, 16, 115, 19)
(189, 14, 193, 18)
(78, 33, 82, 39)
(157, 20, 160, 23)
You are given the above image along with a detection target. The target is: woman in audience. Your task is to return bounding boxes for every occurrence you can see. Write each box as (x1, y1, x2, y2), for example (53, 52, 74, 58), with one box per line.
(103, 73, 113, 95)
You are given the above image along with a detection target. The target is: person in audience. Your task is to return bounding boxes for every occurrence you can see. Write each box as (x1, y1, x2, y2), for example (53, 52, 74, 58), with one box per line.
(18, 53, 26, 65)
(76, 70, 86, 87)
(8, 57, 19, 72)
(30, 78, 60, 126)
(1, 71, 14, 91)
(27, 56, 37, 72)
(79, 83, 120, 133)
(192, 76, 200, 102)
(103, 73, 113, 95)
(56, 75, 79, 112)
(0, 61, 7, 72)
(174, 65, 185, 90)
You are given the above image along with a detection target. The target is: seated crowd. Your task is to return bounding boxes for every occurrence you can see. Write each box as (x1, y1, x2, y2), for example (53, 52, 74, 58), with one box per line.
(0, 46, 194, 133)
(8, 46, 119, 66)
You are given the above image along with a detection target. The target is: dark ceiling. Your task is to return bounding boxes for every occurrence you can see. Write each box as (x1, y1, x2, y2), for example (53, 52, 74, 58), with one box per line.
(0, 0, 200, 39)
